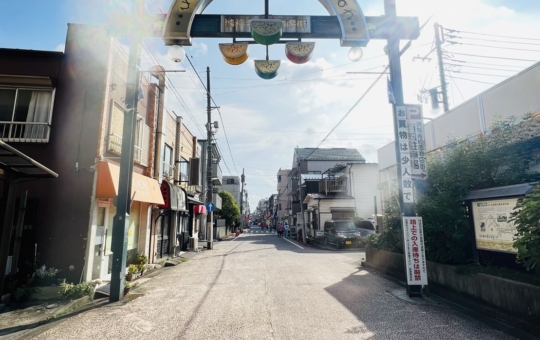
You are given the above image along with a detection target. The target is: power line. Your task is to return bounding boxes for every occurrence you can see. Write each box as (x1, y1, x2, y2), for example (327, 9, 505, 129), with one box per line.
(184, 56, 239, 176)
(302, 66, 389, 161)
(448, 75, 465, 102)
(447, 70, 511, 78)
(443, 27, 540, 42)
(450, 76, 496, 85)
(444, 34, 540, 46)
(444, 52, 538, 63)
(444, 58, 527, 69)
(447, 41, 540, 53)
(445, 63, 518, 73)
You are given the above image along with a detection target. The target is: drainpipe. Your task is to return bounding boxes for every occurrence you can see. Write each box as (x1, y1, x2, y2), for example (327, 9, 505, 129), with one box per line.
(349, 164, 357, 217)
(174, 116, 182, 185)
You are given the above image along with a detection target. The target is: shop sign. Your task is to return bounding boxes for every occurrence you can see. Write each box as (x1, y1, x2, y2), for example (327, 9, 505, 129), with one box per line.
(221, 15, 311, 33)
(406, 105, 428, 179)
(396, 106, 413, 203)
(402, 217, 428, 285)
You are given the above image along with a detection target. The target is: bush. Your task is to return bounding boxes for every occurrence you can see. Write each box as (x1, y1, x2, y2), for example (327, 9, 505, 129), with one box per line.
(510, 187, 540, 273)
(60, 281, 98, 300)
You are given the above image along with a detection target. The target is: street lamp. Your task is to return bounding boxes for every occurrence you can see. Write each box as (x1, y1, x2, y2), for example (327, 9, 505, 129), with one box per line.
(168, 45, 186, 63)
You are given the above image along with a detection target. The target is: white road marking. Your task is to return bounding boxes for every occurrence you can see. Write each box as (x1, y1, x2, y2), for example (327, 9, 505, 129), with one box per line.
(283, 237, 304, 249)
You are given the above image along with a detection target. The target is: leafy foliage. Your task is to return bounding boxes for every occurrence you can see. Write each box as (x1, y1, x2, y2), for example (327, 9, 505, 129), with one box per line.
(60, 281, 98, 300)
(415, 115, 540, 264)
(509, 187, 540, 273)
(368, 195, 403, 253)
(216, 191, 241, 228)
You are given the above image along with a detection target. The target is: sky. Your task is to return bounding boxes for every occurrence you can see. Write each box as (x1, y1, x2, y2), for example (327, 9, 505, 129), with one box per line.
(2, 0, 540, 211)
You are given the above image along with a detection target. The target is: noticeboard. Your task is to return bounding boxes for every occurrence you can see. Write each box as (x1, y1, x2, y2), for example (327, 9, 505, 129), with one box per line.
(471, 198, 518, 253)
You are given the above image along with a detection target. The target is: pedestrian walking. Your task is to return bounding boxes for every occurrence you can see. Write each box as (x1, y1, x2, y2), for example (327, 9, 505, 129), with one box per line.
(284, 223, 290, 238)
(278, 224, 285, 237)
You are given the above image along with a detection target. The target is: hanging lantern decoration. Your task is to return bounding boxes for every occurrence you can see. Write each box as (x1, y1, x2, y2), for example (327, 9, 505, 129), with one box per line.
(285, 42, 316, 64)
(219, 43, 249, 65)
(254, 60, 281, 80)
(251, 19, 283, 46)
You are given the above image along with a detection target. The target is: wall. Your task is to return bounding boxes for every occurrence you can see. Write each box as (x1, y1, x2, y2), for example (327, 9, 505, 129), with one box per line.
(349, 163, 381, 219)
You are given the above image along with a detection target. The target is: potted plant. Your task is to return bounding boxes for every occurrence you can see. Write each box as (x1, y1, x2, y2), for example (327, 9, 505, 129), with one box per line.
(137, 253, 148, 265)
(35, 265, 60, 286)
(137, 263, 146, 276)
(124, 281, 132, 295)
(126, 264, 138, 281)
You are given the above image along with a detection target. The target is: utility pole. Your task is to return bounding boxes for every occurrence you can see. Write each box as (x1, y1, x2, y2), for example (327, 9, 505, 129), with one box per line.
(240, 168, 245, 230)
(385, 0, 421, 297)
(206, 67, 213, 250)
(298, 167, 306, 244)
(434, 22, 450, 112)
(110, 0, 143, 302)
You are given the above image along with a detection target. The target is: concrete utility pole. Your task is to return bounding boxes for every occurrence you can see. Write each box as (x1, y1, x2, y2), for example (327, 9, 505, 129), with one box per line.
(240, 168, 245, 230)
(206, 67, 213, 250)
(109, 0, 143, 302)
(434, 23, 450, 112)
(385, 0, 422, 297)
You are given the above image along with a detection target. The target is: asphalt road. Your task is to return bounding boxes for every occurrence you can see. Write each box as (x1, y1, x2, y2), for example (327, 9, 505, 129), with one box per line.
(6, 229, 515, 340)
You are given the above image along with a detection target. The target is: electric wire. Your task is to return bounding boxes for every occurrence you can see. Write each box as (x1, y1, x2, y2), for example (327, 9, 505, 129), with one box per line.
(443, 27, 540, 42)
(184, 55, 240, 176)
(444, 58, 527, 69)
(447, 70, 510, 78)
(449, 76, 496, 85)
(443, 52, 538, 63)
(444, 34, 540, 46)
(445, 63, 519, 73)
(446, 41, 540, 53)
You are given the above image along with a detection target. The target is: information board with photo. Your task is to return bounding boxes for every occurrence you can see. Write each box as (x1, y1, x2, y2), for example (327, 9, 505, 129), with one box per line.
(471, 198, 519, 253)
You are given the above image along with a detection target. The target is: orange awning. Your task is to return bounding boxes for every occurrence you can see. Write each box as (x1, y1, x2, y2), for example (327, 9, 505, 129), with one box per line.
(96, 162, 164, 205)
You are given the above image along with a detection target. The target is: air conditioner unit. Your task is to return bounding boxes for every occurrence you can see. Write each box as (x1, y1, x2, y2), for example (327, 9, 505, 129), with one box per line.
(189, 237, 197, 250)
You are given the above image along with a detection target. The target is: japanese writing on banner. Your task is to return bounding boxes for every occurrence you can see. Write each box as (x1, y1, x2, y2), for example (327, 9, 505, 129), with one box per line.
(396, 106, 413, 203)
(221, 16, 311, 33)
(406, 105, 428, 179)
(402, 217, 428, 285)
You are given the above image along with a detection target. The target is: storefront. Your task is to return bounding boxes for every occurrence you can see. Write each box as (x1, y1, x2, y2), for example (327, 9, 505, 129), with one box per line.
(86, 161, 164, 281)
(156, 181, 189, 258)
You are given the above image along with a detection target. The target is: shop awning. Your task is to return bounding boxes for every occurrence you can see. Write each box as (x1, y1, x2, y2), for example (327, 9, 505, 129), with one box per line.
(96, 162, 164, 205)
(0, 141, 58, 178)
(158, 181, 187, 211)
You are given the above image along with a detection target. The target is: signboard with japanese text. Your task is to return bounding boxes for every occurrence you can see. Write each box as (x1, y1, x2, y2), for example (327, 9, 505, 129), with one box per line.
(406, 105, 428, 179)
(471, 198, 518, 253)
(402, 217, 428, 285)
(396, 106, 414, 203)
(222, 16, 311, 33)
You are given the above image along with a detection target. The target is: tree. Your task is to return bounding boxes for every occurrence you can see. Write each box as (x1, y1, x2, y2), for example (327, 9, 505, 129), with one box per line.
(216, 191, 241, 229)
(415, 114, 540, 264)
(510, 187, 540, 273)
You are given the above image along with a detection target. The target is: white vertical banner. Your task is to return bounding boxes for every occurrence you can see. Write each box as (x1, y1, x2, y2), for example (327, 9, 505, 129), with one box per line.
(402, 217, 428, 285)
(407, 105, 428, 179)
(396, 106, 413, 203)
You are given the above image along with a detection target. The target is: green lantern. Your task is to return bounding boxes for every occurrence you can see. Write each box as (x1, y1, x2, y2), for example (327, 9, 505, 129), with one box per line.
(251, 19, 283, 46)
(254, 60, 281, 80)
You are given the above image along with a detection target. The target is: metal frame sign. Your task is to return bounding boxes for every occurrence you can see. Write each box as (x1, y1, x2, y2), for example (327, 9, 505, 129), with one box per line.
(471, 198, 518, 253)
(402, 217, 428, 285)
(396, 106, 413, 203)
(406, 105, 428, 179)
(222, 16, 311, 33)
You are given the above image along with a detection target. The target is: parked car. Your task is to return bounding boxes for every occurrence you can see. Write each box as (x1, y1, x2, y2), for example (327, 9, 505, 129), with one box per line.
(323, 220, 362, 249)
(355, 219, 376, 246)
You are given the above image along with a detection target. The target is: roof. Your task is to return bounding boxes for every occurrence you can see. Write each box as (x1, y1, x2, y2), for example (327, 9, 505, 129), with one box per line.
(0, 141, 58, 178)
(305, 193, 354, 201)
(464, 183, 537, 201)
(295, 148, 365, 162)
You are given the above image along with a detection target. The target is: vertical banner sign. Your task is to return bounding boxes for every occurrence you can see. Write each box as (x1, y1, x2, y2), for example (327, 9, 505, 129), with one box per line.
(407, 105, 428, 179)
(396, 106, 413, 203)
(402, 217, 428, 285)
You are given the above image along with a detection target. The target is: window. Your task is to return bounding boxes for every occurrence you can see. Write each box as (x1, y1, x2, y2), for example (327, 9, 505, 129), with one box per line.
(0, 87, 54, 142)
(308, 171, 321, 174)
(108, 101, 149, 166)
(162, 144, 173, 177)
(278, 175, 281, 182)
(180, 160, 189, 182)
(226, 179, 235, 185)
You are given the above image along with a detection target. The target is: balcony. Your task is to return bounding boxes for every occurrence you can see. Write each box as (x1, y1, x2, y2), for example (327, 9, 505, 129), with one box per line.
(318, 176, 347, 194)
(0, 122, 50, 143)
(108, 133, 149, 166)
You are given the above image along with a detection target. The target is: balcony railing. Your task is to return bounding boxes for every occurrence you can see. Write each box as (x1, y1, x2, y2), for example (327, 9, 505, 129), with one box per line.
(319, 177, 347, 194)
(0, 122, 50, 143)
(163, 163, 174, 178)
(108, 134, 148, 166)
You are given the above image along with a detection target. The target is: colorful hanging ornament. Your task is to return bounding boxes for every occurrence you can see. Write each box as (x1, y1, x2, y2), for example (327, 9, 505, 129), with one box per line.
(219, 43, 249, 65)
(254, 60, 281, 80)
(251, 19, 283, 46)
(285, 42, 316, 64)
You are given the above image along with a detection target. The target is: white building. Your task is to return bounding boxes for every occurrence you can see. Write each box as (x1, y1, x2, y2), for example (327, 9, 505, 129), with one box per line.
(378, 61, 540, 204)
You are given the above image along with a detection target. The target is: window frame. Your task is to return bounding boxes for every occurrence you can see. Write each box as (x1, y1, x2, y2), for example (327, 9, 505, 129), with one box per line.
(0, 85, 56, 124)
